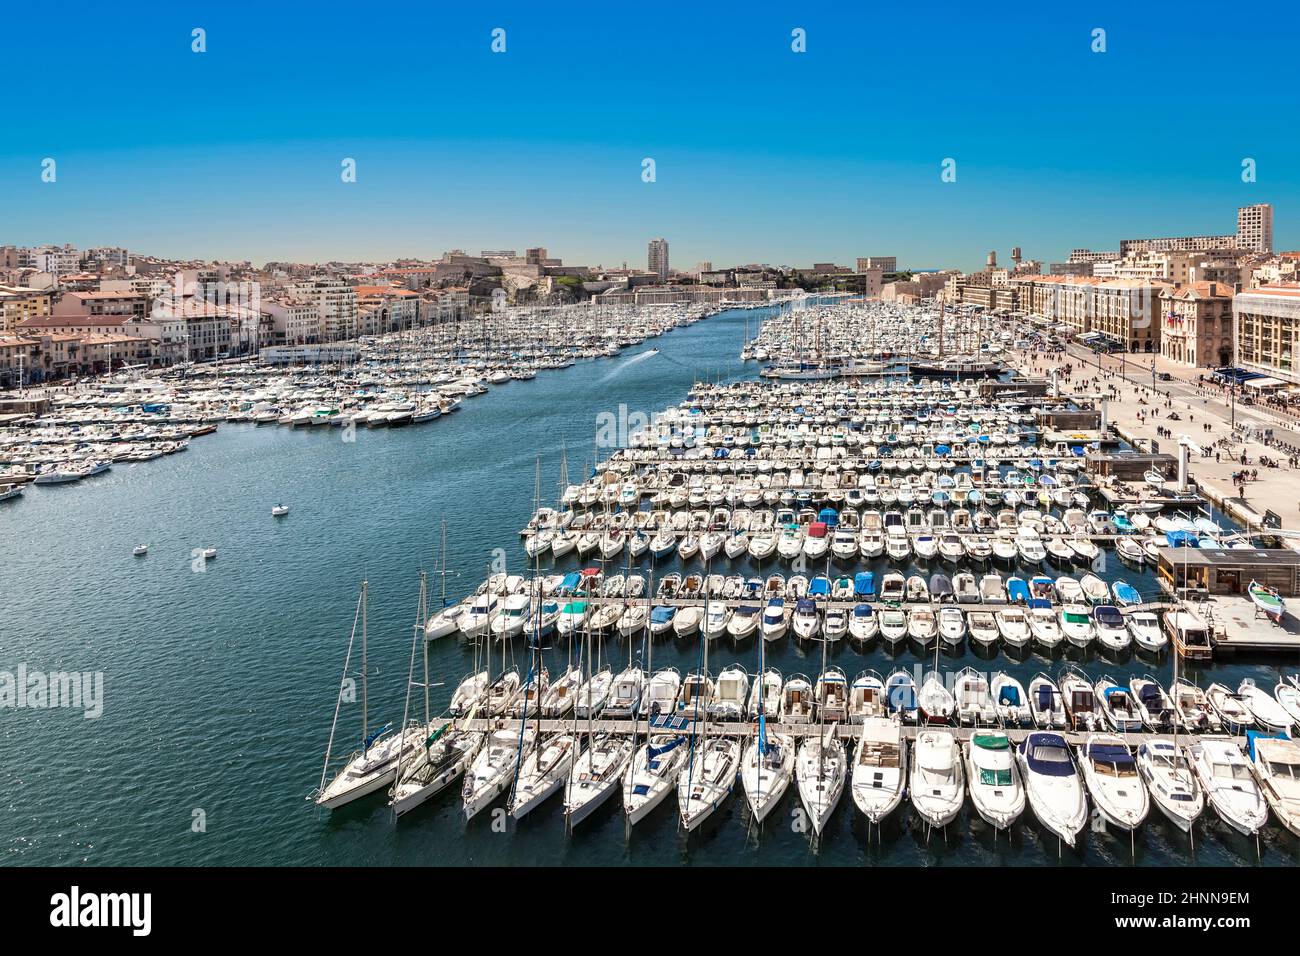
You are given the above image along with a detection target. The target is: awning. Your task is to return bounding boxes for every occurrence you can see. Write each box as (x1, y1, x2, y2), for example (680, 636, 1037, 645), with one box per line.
(1244, 376, 1286, 389)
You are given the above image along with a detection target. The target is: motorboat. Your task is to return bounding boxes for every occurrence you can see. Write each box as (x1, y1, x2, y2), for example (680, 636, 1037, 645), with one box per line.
(780, 674, 815, 723)
(1126, 611, 1165, 652)
(1188, 737, 1269, 836)
(1028, 673, 1067, 729)
(1237, 678, 1294, 734)
(761, 598, 790, 641)
(1058, 604, 1093, 647)
(1206, 683, 1254, 735)
(709, 666, 750, 721)
(909, 729, 964, 829)
(1092, 605, 1130, 653)
(848, 604, 878, 643)
(639, 668, 681, 718)
(964, 731, 1025, 830)
(1129, 676, 1175, 732)
(1170, 679, 1219, 733)
(850, 716, 907, 823)
(937, 606, 966, 646)
(994, 606, 1030, 648)
(746, 667, 782, 720)
(1136, 739, 1203, 832)
(604, 667, 645, 718)
(1248, 732, 1300, 837)
(1059, 667, 1102, 731)
(991, 672, 1030, 726)
(1095, 677, 1143, 732)
(1017, 732, 1088, 846)
(953, 666, 995, 726)
(1076, 734, 1148, 832)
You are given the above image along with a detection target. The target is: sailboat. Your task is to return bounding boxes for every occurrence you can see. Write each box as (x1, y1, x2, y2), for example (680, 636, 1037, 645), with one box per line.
(741, 623, 793, 823)
(315, 582, 423, 809)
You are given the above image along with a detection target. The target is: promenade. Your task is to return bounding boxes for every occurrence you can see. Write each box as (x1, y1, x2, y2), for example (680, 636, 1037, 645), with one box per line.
(1012, 344, 1300, 535)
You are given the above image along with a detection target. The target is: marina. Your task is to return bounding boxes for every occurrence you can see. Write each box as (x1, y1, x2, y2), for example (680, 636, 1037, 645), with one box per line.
(5, 302, 1300, 866)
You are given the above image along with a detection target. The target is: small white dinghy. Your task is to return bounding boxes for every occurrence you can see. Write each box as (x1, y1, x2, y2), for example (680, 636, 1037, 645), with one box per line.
(271, 504, 290, 517)
(132, 544, 149, 556)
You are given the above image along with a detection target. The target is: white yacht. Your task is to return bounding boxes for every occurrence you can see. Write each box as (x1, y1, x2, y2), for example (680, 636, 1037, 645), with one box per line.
(1076, 734, 1148, 833)
(850, 717, 907, 823)
(909, 729, 964, 829)
(964, 731, 1026, 831)
(1017, 732, 1088, 846)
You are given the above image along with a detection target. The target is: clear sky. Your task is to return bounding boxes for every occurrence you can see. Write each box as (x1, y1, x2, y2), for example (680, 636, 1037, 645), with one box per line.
(1, 0, 1296, 272)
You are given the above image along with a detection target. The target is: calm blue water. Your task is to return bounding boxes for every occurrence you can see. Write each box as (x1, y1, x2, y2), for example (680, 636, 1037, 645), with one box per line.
(1, 306, 1295, 867)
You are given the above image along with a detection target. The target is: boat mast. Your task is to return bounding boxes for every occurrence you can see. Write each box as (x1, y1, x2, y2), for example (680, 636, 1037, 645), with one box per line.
(317, 583, 365, 796)
(360, 580, 369, 751)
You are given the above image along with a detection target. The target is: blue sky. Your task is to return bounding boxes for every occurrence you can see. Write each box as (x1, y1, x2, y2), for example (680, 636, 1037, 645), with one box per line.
(1, 0, 1296, 271)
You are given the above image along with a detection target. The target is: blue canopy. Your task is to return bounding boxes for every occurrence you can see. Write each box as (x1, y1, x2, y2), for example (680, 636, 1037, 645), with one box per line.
(796, 598, 817, 612)
(1086, 743, 1134, 765)
(854, 571, 876, 597)
(1021, 733, 1075, 776)
(650, 606, 676, 623)
(852, 603, 874, 618)
(998, 685, 1021, 706)
(1246, 728, 1291, 760)
(818, 508, 839, 526)
(1094, 604, 1124, 625)
(1028, 597, 1052, 610)
(808, 577, 830, 596)
(1006, 578, 1030, 602)
(1113, 582, 1140, 604)
(1166, 530, 1199, 547)
(559, 572, 581, 592)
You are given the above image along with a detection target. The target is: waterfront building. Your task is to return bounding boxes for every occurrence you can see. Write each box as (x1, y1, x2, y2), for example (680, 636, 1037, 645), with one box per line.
(856, 256, 897, 273)
(289, 277, 358, 342)
(262, 298, 321, 345)
(1013, 275, 1170, 350)
(53, 289, 150, 320)
(648, 238, 669, 279)
(1234, 285, 1300, 383)
(1159, 281, 1234, 367)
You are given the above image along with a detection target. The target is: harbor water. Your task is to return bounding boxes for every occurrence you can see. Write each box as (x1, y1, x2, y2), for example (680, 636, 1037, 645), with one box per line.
(0, 306, 1294, 866)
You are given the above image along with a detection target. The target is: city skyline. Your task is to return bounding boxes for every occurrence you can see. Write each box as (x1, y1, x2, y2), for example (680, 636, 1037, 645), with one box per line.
(3, 3, 1297, 270)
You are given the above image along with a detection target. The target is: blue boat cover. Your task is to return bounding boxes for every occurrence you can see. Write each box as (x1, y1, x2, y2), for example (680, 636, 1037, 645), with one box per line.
(1021, 733, 1075, 776)
(809, 578, 830, 596)
(1246, 728, 1291, 760)
(998, 686, 1021, 706)
(853, 603, 874, 618)
(1007, 579, 1030, 602)
(560, 571, 581, 591)
(796, 598, 817, 612)
(650, 606, 676, 623)
(1094, 604, 1124, 625)
(1114, 583, 1140, 604)
(1028, 597, 1052, 610)
(1036, 685, 1054, 710)
(647, 735, 686, 758)
(854, 571, 875, 597)
(1165, 529, 1198, 547)
(1086, 743, 1134, 765)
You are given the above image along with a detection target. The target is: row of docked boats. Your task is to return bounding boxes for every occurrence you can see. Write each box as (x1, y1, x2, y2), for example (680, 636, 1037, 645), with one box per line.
(374, 676, 1300, 842)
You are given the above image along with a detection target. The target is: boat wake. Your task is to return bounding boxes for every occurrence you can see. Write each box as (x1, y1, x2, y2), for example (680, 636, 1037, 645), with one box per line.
(600, 349, 659, 382)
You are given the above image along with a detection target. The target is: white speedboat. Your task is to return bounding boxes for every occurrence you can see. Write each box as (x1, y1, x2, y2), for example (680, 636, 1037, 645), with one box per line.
(565, 733, 635, 825)
(1189, 737, 1268, 836)
(459, 592, 499, 638)
(678, 736, 741, 831)
(708, 666, 749, 722)
(1017, 732, 1088, 846)
(850, 716, 907, 823)
(746, 668, 782, 720)
(780, 674, 815, 723)
(604, 666, 644, 718)
(991, 673, 1030, 726)
(741, 729, 794, 823)
(623, 734, 689, 825)
(1095, 677, 1144, 733)
(510, 733, 579, 819)
(761, 598, 790, 641)
(271, 504, 289, 517)
(1237, 678, 1295, 734)
(1028, 674, 1067, 729)
(1136, 739, 1203, 832)
(1248, 734, 1300, 837)
(964, 731, 1025, 830)
(909, 729, 964, 829)
(1077, 734, 1148, 832)
(795, 730, 846, 836)
(953, 666, 995, 726)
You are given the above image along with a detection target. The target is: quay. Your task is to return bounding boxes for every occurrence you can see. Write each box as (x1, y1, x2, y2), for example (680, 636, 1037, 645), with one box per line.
(432, 716, 1247, 748)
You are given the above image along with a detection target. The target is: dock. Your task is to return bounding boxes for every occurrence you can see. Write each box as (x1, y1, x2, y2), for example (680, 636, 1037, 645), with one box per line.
(1203, 594, 1300, 656)
(435, 716, 1246, 748)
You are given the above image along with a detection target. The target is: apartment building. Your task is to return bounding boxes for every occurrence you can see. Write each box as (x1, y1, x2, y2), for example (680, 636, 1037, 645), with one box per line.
(856, 256, 897, 273)
(1158, 282, 1234, 368)
(1013, 275, 1170, 351)
(289, 277, 358, 341)
(1234, 286, 1300, 383)
(0, 285, 52, 332)
(647, 239, 669, 279)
